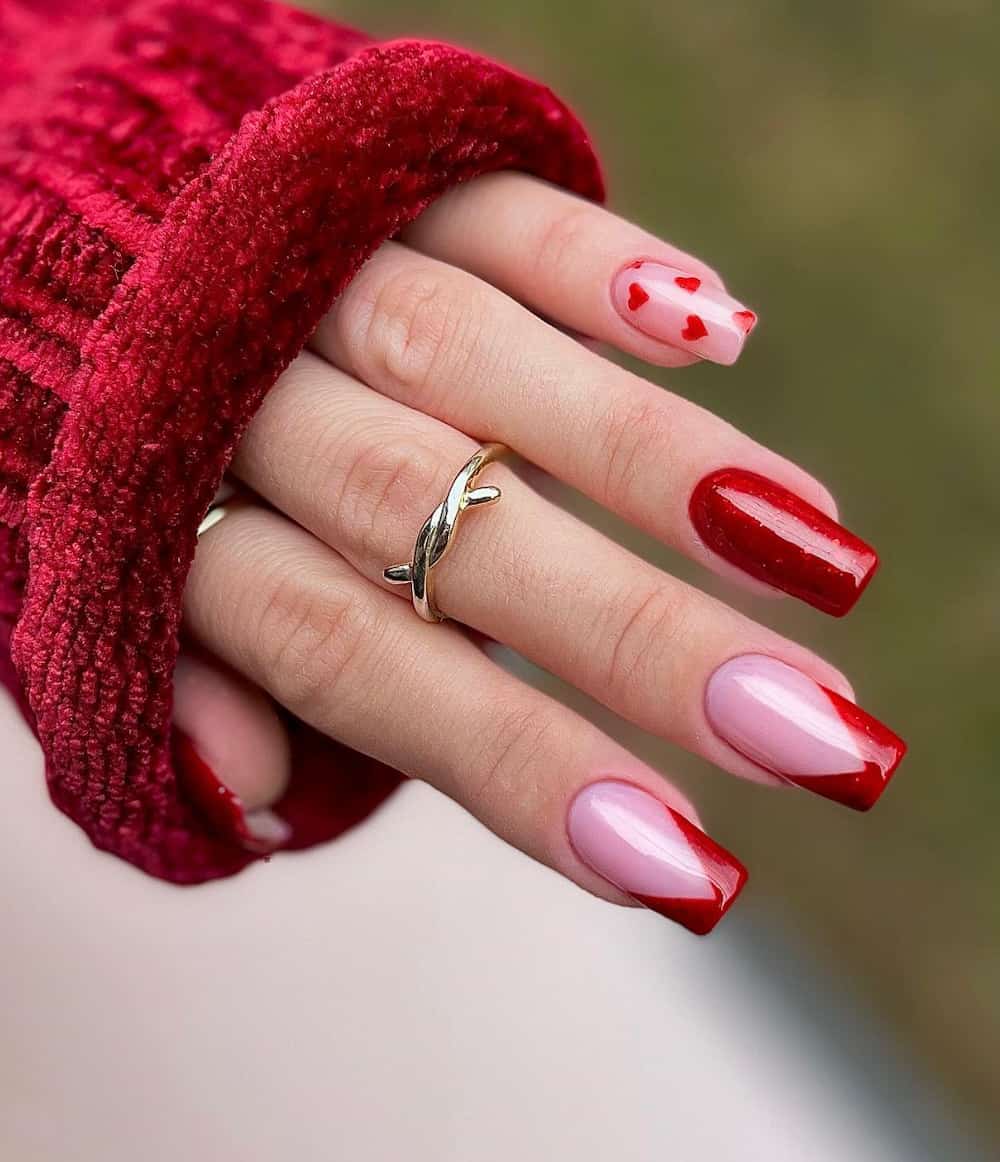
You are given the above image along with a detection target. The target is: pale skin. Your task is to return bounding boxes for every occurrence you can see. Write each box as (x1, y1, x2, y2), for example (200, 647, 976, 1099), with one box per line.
(174, 172, 855, 911)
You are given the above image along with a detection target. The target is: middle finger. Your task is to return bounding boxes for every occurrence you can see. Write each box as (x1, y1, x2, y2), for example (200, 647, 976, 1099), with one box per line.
(312, 241, 879, 618)
(234, 353, 905, 811)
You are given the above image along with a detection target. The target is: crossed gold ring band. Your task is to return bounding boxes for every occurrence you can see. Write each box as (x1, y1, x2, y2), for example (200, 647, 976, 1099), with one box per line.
(197, 445, 508, 626)
(383, 442, 508, 623)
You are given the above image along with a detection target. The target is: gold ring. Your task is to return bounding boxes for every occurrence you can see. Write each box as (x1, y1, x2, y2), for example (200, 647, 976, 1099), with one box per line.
(383, 443, 507, 622)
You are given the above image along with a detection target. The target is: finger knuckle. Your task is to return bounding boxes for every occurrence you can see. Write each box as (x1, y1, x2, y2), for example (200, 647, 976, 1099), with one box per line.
(256, 565, 371, 715)
(531, 202, 594, 285)
(467, 702, 564, 819)
(604, 583, 690, 706)
(598, 394, 676, 510)
(333, 434, 444, 555)
(361, 266, 466, 401)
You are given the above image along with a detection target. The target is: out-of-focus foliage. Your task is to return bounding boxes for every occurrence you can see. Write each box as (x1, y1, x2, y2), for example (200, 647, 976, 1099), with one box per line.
(311, 0, 1000, 1138)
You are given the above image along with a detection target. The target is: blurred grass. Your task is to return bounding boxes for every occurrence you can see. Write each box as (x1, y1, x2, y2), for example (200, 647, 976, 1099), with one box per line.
(310, 0, 1000, 1138)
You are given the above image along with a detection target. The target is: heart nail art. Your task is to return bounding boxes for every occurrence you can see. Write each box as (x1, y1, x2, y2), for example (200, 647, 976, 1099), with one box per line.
(627, 282, 650, 311)
(681, 314, 708, 341)
(612, 261, 757, 365)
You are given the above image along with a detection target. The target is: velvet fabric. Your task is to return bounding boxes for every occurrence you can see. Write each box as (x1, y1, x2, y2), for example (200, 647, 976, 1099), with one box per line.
(0, 0, 603, 881)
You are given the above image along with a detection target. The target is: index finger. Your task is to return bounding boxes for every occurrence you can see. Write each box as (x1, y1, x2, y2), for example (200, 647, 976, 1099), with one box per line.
(402, 171, 757, 367)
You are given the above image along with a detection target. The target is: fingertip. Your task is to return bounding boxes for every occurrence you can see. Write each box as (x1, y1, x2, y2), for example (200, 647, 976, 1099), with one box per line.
(173, 650, 293, 850)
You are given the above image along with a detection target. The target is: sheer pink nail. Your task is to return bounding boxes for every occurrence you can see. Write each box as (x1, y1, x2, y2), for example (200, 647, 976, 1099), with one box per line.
(705, 655, 906, 811)
(567, 780, 747, 935)
(612, 261, 757, 364)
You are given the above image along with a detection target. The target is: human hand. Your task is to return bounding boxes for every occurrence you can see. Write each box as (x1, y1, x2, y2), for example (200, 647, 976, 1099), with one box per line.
(172, 173, 904, 934)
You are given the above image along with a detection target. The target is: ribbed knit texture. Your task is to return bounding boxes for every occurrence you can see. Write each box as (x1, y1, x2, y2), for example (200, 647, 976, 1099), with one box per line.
(0, 0, 603, 881)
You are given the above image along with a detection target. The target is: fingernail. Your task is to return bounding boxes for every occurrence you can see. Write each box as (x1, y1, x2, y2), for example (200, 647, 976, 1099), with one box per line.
(690, 468, 879, 616)
(172, 729, 291, 854)
(567, 781, 747, 935)
(705, 655, 906, 811)
(611, 261, 758, 365)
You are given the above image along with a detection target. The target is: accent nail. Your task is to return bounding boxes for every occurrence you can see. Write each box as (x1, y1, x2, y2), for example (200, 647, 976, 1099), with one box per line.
(611, 261, 758, 365)
(567, 781, 747, 935)
(689, 468, 879, 616)
(705, 654, 906, 811)
(172, 728, 291, 853)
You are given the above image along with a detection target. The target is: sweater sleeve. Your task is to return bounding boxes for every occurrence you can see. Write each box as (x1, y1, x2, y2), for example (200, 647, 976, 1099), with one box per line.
(0, 0, 603, 882)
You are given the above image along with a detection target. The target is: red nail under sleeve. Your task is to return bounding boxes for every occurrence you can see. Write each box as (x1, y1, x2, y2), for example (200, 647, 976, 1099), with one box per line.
(0, 0, 604, 883)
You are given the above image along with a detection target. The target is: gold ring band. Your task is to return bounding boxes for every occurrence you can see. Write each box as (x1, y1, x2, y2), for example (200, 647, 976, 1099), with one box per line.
(383, 442, 508, 622)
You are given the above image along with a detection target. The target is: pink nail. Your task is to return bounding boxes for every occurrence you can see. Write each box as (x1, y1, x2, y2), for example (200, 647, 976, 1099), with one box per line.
(611, 261, 757, 365)
(567, 781, 747, 935)
(705, 655, 907, 811)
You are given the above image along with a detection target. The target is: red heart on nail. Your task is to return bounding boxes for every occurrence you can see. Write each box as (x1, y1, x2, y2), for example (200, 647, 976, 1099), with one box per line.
(733, 309, 757, 334)
(681, 314, 708, 341)
(675, 275, 701, 293)
(627, 283, 649, 311)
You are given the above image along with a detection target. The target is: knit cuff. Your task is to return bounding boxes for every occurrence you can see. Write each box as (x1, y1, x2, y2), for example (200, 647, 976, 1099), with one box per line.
(0, 1, 603, 881)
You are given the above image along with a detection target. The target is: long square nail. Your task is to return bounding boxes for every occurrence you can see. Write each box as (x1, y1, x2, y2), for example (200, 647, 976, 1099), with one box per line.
(705, 655, 906, 811)
(690, 468, 879, 616)
(568, 780, 747, 934)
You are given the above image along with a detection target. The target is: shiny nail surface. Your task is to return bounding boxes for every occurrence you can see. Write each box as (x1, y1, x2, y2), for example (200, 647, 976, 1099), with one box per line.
(611, 261, 757, 364)
(690, 468, 879, 616)
(705, 655, 906, 811)
(567, 781, 747, 935)
(172, 729, 291, 853)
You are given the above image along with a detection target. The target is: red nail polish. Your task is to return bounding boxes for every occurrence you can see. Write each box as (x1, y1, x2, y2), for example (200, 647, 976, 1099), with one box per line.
(796, 686, 907, 809)
(689, 469, 879, 617)
(172, 729, 283, 854)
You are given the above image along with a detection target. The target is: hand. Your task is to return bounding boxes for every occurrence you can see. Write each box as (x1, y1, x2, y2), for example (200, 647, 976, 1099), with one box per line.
(173, 173, 905, 934)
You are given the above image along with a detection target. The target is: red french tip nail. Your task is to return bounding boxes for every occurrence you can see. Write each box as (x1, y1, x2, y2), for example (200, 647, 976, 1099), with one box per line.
(172, 729, 283, 854)
(706, 655, 906, 812)
(690, 468, 879, 617)
(567, 781, 747, 936)
(629, 831, 748, 936)
(790, 686, 908, 811)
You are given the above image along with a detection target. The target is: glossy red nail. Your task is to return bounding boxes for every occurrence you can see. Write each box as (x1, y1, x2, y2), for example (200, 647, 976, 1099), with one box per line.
(706, 655, 907, 811)
(172, 729, 289, 854)
(689, 468, 879, 616)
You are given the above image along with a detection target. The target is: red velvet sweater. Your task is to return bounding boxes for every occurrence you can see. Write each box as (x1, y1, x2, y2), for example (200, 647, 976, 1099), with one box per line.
(0, 0, 602, 882)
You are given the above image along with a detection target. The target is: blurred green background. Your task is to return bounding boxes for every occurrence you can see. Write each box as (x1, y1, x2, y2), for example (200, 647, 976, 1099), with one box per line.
(314, 0, 999, 1141)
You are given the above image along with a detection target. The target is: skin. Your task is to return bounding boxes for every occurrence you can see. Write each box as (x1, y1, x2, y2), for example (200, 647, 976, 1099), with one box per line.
(174, 172, 853, 910)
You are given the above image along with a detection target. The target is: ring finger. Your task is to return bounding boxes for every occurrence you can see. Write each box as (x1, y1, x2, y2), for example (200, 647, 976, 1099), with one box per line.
(233, 353, 906, 812)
